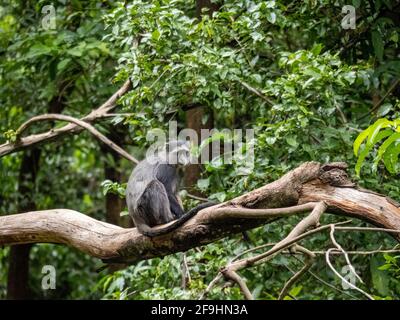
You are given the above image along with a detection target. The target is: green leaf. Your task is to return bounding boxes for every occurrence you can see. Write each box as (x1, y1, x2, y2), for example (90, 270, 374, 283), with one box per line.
(119, 210, 129, 217)
(311, 43, 323, 56)
(375, 132, 400, 173)
(375, 132, 400, 161)
(57, 58, 71, 72)
(25, 44, 53, 59)
(343, 71, 356, 84)
(286, 136, 298, 148)
(152, 29, 161, 41)
(289, 285, 302, 297)
(197, 178, 210, 191)
(267, 12, 276, 24)
(366, 118, 391, 148)
(354, 126, 372, 156)
(382, 141, 400, 174)
(355, 129, 392, 176)
(370, 256, 390, 296)
(372, 30, 384, 61)
(377, 103, 393, 117)
(211, 192, 226, 203)
(67, 45, 85, 57)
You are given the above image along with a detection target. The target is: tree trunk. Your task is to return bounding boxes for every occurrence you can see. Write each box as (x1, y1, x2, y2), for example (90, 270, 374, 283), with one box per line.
(7, 148, 40, 299)
(104, 153, 123, 226)
(184, 106, 214, 195)
(104, 166, 123, 226)
(7, 80, 72, 299)
(184, 0, 218, 195)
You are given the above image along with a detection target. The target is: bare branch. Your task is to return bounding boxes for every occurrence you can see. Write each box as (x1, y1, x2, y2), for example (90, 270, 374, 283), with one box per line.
(325, 247, 374, 300)
(203, 202, 319, 221)
(313, 248, 400, 256)
(329, 225, 363, 284)
(301, 268, 359, 299)
(1, 162, 400, 267)
(213, 202, 327, 299)
(0, 79, 132, 157)
(199, 274, 223, 300)
(15, 114, 138, 164)
(247, 201, 327, 266)
(180, 253, 191, 289)
(278, 245, 315, 300)
(236, 79, 275, 106)
(222, 269, 253, 300)
(335, 226, 400, 234)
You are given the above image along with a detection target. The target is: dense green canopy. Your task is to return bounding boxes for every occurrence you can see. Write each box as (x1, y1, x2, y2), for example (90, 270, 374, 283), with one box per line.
(0, 0, 399, 299)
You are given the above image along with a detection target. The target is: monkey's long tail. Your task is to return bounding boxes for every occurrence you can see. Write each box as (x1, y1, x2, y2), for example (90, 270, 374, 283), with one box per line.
(140, 202, 216, 237)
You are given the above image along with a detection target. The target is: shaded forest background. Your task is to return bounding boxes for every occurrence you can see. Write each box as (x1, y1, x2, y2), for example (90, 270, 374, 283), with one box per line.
(0, 0, 400, 299)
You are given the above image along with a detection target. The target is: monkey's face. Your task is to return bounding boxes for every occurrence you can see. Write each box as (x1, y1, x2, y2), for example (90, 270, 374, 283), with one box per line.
(162, 140, 191, 166)
(176, 147, 191, 166)
(172, 143, 191, 166)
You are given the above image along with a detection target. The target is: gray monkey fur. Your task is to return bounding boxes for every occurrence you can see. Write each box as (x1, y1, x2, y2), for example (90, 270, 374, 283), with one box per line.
(126, 141, 214, 237)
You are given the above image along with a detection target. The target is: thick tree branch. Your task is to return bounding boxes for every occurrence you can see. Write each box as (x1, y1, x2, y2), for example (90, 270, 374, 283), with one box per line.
(0, 162, 400, 265)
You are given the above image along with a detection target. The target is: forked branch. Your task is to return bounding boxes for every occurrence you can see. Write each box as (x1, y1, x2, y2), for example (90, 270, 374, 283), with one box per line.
(0, 162, 399, 267)
(15, 114, 138, 164)
(0, 79, 132, 157)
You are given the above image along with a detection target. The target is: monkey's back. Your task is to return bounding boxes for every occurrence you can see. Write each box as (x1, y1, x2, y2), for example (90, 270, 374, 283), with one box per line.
(126, 156, 176, 228)
(126, 157, 159, 211)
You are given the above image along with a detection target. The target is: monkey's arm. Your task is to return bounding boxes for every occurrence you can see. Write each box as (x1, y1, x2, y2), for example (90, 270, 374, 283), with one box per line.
(156, 163, 185, 218)
(168, 194, 185, 218)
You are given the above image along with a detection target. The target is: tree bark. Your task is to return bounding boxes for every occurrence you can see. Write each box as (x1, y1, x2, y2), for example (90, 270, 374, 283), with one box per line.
(1, 162, 399, 266)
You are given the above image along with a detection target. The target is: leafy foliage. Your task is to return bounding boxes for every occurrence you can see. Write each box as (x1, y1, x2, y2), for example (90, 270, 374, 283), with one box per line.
(354, 117, 400, 175)
(1, 0, 400, 300)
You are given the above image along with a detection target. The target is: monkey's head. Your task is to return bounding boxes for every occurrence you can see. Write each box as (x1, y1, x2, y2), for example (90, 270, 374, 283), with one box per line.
(159, 140, 191, 166)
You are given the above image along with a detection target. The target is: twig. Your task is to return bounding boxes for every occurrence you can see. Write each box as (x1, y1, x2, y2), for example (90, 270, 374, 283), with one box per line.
(312, 248, 400, 256)
(97, 113, 135, 118)
(231, 243, 275, 262)
(181, 253, 191, 289)
(285, 257, 360, 299)
(236, 79, 275, 106)
(335, 226, 400, 234)
(325, 247, 374, 300)
(249, 201, 327, 266)
(305, 269, 359, 300)
(278, 245, 315, 300)
(186, 193, 210, 202)
(216, 202, 328, 299)
(358, 78, 400, 121)
(199, 273, 223, 300)
(329, 225, 364, 284)
(227, 220, 351, 274)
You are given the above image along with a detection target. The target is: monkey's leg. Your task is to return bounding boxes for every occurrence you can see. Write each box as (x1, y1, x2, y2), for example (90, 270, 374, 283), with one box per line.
(140, 181, 175, 225)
